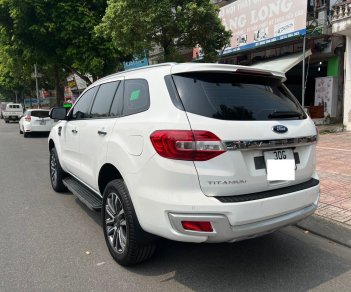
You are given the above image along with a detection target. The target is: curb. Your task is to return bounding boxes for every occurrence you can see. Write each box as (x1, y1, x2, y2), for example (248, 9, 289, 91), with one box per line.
(296, 215, 351, 248)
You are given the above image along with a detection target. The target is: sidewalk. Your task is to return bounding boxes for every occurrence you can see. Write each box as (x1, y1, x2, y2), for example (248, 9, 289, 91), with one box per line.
(297, 130, 351, 247)
(315, 131, 351, 225)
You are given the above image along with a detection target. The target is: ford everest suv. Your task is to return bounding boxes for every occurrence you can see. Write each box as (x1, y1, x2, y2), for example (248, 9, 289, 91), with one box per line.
(49, 63, 319, 266)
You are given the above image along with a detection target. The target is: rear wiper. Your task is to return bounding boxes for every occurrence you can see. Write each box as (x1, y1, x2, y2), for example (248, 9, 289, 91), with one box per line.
(268, 111, 303, 119)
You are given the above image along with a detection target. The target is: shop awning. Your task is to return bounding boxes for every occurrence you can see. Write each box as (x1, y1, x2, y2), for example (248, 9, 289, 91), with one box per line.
(250, 49, 312, 73)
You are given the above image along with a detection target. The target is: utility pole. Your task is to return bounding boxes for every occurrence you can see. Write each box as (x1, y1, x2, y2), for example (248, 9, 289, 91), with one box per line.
(34, 64, 40, 109)
(302, 35, 306, 109)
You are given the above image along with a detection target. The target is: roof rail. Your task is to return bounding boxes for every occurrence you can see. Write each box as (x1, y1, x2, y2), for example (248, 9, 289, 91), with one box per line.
(98, 62, 177, 82)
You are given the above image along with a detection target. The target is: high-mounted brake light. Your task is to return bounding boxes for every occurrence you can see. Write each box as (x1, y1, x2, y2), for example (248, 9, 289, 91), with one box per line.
(150, 130, 226, 161)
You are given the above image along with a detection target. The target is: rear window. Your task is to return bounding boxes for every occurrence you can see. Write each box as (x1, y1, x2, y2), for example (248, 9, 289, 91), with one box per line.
(8, 105, 20, 109)
(30, 111, 49, 118)
(171, 72, 306, 121)
(122, 79, 150, 116)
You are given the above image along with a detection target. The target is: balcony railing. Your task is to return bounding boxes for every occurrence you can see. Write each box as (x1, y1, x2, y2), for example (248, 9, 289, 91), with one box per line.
(331, 0, 351, 22)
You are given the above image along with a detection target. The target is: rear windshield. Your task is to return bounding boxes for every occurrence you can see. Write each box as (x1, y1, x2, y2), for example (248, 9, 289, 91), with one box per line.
(8, 105, 21, 109)
(171, 72, 306, 121)
(30, 111, 49, 118)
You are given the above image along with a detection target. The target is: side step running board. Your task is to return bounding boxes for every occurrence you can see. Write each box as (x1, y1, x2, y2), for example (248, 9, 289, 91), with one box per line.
(63, 176, 102, 211)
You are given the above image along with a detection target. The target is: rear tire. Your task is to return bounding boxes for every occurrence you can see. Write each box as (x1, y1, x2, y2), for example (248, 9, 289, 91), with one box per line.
(102, 179, 156, 266)
(23, 132, 29, 138)
(19, 127, 23, 134)
(49, 147, 67, 192)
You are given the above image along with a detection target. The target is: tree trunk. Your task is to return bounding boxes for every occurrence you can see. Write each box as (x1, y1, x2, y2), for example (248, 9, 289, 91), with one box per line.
(54, 66, 64, 107)
(163, 45, 175, 62)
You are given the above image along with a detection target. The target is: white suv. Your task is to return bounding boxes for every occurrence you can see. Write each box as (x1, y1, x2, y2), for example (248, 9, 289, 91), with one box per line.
(49, 63, 319, 266)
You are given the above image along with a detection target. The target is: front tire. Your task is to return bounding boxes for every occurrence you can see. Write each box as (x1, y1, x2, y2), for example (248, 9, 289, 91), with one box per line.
(102, 179, 156, 266)
(49, 147, 67, 192)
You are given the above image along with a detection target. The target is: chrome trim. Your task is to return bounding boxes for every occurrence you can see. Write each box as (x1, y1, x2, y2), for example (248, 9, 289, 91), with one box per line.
(224, 135, 317, 151)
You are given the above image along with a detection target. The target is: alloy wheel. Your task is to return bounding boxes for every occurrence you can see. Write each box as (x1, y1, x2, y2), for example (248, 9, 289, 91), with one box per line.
(105, 192, 127, 254)
(50, 152, 57, 186)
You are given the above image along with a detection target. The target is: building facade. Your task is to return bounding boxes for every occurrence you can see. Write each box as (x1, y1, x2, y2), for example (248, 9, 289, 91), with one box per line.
(332, 0, 351, 130)
(211, 0, 346, 126)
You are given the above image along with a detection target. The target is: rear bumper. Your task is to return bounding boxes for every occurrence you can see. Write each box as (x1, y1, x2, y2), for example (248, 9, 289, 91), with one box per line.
(168, 203, 316, 243)
(24, 124, 53, 132)
(131, 172, 319, 243)
(4, 115, 20, 120)
(127, 153, 319, 243)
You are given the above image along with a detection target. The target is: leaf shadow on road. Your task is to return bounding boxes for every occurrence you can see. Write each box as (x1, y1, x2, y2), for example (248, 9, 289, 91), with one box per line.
(128, 231, 351, 292)
(77, 199, 351, 291)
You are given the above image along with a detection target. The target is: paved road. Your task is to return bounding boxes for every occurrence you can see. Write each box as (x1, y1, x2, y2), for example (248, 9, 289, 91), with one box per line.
(0, 121, 351, 292)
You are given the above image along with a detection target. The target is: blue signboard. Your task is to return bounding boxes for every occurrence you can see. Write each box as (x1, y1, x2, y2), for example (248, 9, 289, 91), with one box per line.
(221, 28, 306, 56)
(123, 57, 149, 70)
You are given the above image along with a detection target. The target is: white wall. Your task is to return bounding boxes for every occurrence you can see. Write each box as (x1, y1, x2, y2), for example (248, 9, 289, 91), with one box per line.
(344, 36, 351, 131)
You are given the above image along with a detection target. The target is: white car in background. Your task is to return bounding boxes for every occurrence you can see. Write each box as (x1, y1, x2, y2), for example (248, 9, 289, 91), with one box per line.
(19, 109, 54, 137)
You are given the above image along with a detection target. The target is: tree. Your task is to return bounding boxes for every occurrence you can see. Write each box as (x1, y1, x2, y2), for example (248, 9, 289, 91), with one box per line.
(0, 0, 126, 105)
(97, 0, 231, 62)
(0, 42, 34, 102)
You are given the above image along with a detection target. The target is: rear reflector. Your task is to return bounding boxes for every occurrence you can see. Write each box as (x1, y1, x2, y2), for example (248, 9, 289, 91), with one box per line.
(150, 130, 226, 161)
(181, 221, 213, 232)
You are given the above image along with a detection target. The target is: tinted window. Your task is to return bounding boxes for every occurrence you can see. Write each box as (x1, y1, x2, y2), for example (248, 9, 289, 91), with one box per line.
(122, 79, 150, 116)
(110, 81, 124, 117)
(72, 87, 97, 119)
(31, 111, 49, 118)
(90, 81, 119, 118)
(172, 73, 306, 121)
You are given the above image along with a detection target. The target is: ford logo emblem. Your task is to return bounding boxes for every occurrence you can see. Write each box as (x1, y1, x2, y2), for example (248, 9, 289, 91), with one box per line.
(272, 125, 288, 134)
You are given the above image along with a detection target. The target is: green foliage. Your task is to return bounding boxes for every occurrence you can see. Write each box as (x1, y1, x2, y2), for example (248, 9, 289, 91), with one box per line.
(0, 0, 232, 103)
(97, 0, 232, 62)
(0, 0, 126, 103)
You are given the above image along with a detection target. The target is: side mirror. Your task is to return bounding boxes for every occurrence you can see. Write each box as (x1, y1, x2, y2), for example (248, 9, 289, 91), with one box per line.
(50, 107, 67, 120)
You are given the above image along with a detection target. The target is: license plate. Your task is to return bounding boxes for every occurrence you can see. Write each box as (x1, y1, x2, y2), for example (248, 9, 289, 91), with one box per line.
(40, 120, 46, 125)
(264, 149, 295, 181)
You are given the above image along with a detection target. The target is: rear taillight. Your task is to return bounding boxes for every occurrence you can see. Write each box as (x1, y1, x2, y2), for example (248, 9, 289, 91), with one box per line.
(25, 115, 31, 122)
(150, 130, 226, 161)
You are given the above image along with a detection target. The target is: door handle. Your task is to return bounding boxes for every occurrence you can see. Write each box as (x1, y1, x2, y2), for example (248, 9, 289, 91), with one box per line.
(72, 129, 78, 134)
(98, 130, 107, 136)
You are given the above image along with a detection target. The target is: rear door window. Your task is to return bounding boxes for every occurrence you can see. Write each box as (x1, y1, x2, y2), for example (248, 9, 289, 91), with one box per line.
(171, 72, 306, 121)
(110, 81, 124, 117)
(31, 111, 49, 118)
